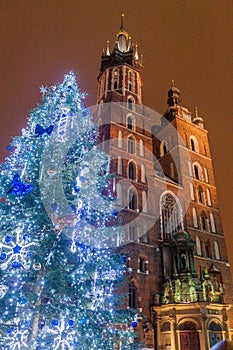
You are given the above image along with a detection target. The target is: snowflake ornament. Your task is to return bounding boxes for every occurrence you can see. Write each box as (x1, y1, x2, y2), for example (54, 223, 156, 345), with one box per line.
(45, 317, 76, 350)
(0, 227, 37, 270)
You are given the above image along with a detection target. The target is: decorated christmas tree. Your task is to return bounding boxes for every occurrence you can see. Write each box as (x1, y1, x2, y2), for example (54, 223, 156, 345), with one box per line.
(0, 72, 140, 349)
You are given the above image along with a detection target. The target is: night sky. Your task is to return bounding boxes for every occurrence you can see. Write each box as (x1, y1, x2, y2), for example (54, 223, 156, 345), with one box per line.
(0, 1, 232, 274)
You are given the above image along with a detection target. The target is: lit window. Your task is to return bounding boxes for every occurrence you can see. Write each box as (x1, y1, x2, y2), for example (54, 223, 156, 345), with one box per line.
(139, 139, 144, 156)
(206, 189, 212, 206)
(113, 68, 119, 90)
(190, 183, 195, 200)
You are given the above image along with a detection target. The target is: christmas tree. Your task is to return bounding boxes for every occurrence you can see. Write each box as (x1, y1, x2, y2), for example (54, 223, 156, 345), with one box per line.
(0, 72, 140, 349)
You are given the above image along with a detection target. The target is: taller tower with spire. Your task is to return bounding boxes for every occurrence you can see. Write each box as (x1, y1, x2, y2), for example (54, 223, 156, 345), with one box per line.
(95, 13, 233, 350)
(97, 12, 143, 105)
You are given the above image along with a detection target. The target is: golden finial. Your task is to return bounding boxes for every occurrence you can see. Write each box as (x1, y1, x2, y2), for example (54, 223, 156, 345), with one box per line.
(195, 106, 199, 117)
(106, 40, 110, 56)
(171, 79, 175, 87)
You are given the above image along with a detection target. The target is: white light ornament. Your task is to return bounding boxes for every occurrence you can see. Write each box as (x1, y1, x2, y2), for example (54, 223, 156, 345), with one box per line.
(0, 226, 37, 270)
(46, 317, 76, 350)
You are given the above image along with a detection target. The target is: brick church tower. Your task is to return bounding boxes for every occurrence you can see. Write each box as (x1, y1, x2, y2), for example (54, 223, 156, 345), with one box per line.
(95, 13, 233, 349)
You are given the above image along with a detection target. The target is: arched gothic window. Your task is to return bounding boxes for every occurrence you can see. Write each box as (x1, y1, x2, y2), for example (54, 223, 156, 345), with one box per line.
(128, 188, 137, 210)
(190, 136, 199, 152)
(193, 162, 203, 180)
(160, 192, 183, 239)
(128, 136, 135, 154)
(128, 161, 136, 180)
(127, 96, 135, 111)
(196, 236, 202, 256)
(214, 241, 220, 260)
(129, 282, 137, 308)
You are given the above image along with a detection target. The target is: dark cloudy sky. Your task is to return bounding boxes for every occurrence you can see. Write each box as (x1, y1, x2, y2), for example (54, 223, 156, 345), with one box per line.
(0, 1, 232, 272)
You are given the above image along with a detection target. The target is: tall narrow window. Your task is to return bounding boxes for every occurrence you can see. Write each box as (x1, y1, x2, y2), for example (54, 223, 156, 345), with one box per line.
(190, 183, 195, 200)
(205, 241, 211, 258)
(160, 192, 183, 239)
(160, 140, 168, 157)
(201, 212, 208, 231)
(170, 162, 175, 179)
(138, 257, 148, 273)
(142, 222, 149, 243)
(113, 68, 119, 90)
(193, 163, 203, 180)
(128, 161, 136, 180)
(194, 165, 200, 180)
(188, 161, 193, 177)
(128, 188, 137, 210)
(210, 213, 216, 233)
(129, 282, 137, 308)
(127, 115, 133, 130)
(198, 186, 205, 204)
(193, 207, 198, 228)
(127, 97, 134, 110)
(117, 156, 122, 175)
(141, 164, 146, 183)
(206, 189, 212, 206)
(196, 236, 202, 256)
(128, 136, 135, 154)
(129, 224, 137, 241)
(204, 168, 209, 183)
(116, 183, 122, 205)
(190, 136, 199, 152)
(214, 241, 220, 260)
(142, 191, 148, 213)
(139, 139, 144, 156)
(118, 130, 123, 148)
(128, 71, 133, 92)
